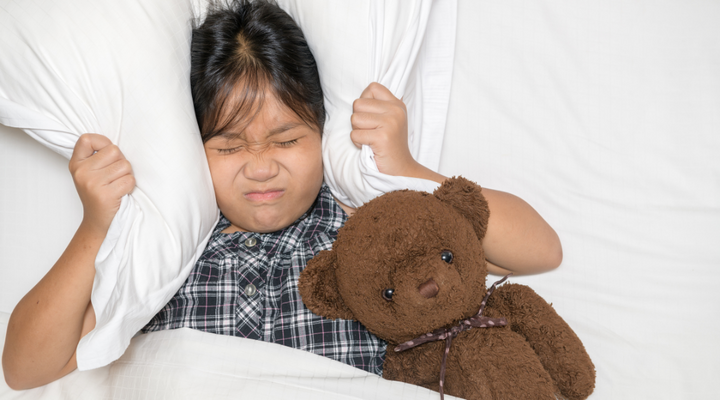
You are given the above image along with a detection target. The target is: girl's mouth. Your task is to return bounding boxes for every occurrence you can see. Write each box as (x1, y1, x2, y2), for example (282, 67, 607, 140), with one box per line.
(244, 190, 284, 202)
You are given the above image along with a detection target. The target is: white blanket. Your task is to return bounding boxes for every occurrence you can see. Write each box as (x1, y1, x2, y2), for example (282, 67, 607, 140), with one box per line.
(0, 312, 458, 400)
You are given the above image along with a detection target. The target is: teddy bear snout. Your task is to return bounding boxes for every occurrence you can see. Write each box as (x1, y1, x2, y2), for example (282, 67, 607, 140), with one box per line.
(418, 278, 439, 299)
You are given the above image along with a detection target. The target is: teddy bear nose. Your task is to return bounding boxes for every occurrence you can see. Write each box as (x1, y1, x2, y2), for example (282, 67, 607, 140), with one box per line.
(418, 278, 439, 299)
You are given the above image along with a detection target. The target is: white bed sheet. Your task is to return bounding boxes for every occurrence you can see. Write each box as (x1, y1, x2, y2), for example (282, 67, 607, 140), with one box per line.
(0, 125, 82, 315)
(439, 1, 720, 399)
(0, 312, 459, 400)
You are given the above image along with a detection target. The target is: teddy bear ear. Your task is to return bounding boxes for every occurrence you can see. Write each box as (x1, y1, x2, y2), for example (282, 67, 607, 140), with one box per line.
(299, 250, 356, 320)
(433, 176, 490, 241)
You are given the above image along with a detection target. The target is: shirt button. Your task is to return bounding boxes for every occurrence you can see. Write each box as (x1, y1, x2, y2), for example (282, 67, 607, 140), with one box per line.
(244, 237, 257, 247)
(244, 284, 257, 297)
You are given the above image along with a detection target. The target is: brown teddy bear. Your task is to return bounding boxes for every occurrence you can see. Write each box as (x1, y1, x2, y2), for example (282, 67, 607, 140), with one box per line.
(299, 176, 596, 400)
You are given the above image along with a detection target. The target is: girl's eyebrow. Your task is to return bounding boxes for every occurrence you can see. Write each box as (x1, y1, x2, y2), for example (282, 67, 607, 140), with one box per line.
(219, 122, 301, 140)
(267, 122, 301, 137)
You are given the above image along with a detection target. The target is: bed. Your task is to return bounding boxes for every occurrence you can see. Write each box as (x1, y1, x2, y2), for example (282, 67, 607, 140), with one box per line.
(2, 0, 719, 399)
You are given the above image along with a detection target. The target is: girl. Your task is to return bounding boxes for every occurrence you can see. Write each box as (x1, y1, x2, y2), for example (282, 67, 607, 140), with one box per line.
(2, 0, 561, 390)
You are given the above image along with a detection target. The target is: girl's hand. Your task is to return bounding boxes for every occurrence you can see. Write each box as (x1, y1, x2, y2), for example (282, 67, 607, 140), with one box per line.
(350, 82, 420, 177)
(69, 134, 135, 234)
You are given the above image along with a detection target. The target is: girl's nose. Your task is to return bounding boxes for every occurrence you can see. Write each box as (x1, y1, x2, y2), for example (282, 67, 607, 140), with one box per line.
(243, 154, 279, 182)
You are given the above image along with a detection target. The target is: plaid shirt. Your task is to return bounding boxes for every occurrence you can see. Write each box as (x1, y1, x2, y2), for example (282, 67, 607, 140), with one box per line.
(142, 184, 386, 375)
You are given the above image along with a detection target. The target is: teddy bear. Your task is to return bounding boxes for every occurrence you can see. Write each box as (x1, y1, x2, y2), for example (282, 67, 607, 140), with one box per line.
(299, 176, 596, 400)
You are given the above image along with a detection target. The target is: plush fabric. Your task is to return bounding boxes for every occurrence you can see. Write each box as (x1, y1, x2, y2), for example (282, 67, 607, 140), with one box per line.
(0, 0, 218, 370)
(300, 177, 596, 400)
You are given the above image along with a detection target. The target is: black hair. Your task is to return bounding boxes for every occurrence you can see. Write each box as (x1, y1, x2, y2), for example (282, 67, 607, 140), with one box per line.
(191, 0, 325, 142)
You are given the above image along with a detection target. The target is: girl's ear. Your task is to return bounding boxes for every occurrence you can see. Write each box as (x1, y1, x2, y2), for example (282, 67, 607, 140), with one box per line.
(299, 250, 355, 320)
(433, 176, 490, 241)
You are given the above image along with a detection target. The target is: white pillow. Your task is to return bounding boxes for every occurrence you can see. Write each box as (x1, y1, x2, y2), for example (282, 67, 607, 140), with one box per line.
(277, 0, 457, 208)
(0, 0, 218, 370)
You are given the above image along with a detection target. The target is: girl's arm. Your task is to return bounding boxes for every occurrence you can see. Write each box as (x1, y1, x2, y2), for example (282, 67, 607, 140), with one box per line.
(346, 83, 562, 275)
(2, 134, 135, 390)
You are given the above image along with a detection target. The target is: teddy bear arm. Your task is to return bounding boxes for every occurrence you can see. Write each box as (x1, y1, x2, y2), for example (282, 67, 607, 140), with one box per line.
(384, 342, 500, 400)
(386, 332, 557, 400)
(490, 284, 596, 400)
(383, 344, 445, 393)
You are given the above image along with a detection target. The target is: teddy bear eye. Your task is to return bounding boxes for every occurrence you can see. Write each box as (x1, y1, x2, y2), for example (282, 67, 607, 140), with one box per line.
(441, 251, 454, 263)
(381, 289, 395, 301)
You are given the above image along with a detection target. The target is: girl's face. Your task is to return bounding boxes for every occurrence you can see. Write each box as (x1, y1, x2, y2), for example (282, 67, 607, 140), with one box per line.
(203, 91, 323, 233)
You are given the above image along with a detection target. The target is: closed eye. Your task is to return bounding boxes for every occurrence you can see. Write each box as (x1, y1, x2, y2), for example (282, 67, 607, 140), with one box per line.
(277, 139, 299, 148)
(217, 146, 242, 155)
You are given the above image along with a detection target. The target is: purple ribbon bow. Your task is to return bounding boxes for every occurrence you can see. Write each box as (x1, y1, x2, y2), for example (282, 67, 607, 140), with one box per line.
(394, 274, 511, 400)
